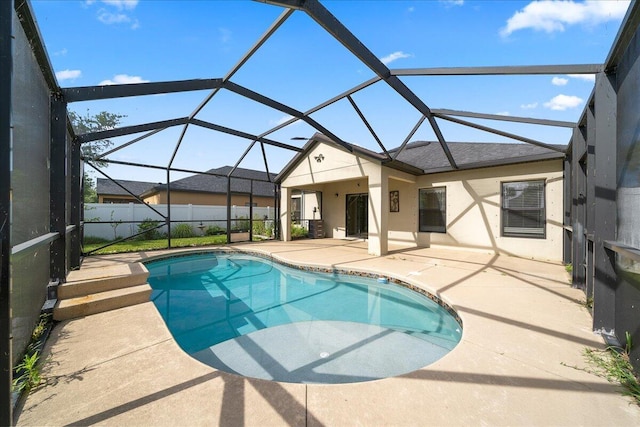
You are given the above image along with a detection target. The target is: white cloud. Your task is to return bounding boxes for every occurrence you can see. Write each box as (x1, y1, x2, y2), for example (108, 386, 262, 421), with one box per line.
(500, 0, 631, 37)
(440, 0, 464, 6)
(552, 76, 568, 86)
(219, 28, 232, 44)
(544, 94, 583, 110)
(99, 74, 149, 85)
(102, 0, 138, 10)
(408, 6, 415, 13)
(90, 1, 139, 28)
(270, 115, 300, 127)
(568, 73, 596, 82)
(97, 9, 130, 24)
(380, 51, 412, 65)
(521, 102, 538, 109)
(56, 69, 82, 82)
(54, 48, 68, 56)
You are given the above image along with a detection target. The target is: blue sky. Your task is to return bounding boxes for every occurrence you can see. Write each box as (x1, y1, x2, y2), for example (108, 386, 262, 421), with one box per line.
(31, 0, 631, 183)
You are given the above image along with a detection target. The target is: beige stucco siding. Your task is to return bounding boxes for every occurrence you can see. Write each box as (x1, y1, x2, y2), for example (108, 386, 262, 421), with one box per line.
(405, 159, 564, 260)
(280, 141, 563, 260)
(142, 191, 274, 207)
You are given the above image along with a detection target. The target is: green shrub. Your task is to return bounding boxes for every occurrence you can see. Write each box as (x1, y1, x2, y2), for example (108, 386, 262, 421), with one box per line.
(137, 218, 161, 240)
(252, 218, 273, 237)
(291, 223, 308, 239)
(232, 216, 250, 232)
(205, 225, 225, 235)
(172, 223, 195, 238)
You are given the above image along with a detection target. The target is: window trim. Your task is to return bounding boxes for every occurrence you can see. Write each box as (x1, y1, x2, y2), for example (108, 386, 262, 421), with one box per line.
(418, 186, 447, 233)
(501, 179, 546, 239)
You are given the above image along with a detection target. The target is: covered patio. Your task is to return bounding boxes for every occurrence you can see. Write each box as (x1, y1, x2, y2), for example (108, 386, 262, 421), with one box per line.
(16, 241, 640, 426)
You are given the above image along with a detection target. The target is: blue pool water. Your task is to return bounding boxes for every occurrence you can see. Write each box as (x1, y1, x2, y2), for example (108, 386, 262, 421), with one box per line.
(145, 252, 462, 383)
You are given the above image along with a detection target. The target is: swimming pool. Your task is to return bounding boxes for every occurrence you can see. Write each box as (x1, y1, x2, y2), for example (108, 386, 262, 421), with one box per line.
(145, 251, 462, 384)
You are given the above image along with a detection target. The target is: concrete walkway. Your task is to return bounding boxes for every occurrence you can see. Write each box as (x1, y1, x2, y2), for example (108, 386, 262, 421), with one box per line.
(16, 240, 640, 426)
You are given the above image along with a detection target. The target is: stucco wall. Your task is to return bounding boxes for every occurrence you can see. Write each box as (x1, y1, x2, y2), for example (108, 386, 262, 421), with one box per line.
(280, 141, 563, 260)
(142, 191, 274, 207)
(393, 159, 564, 260)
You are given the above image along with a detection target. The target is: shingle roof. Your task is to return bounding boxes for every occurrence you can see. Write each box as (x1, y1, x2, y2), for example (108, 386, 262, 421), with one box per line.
(96, 178, 158, 197)
(388, 141, 567, 172)
(148, 166, 277, 198)
(97, 167, 277, 199)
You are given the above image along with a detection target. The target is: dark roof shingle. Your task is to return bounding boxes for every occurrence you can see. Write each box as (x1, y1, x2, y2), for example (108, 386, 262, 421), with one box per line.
(149, 166, 276, 197)
(388, 141, 567, 172)
(96, 178, 158, 197)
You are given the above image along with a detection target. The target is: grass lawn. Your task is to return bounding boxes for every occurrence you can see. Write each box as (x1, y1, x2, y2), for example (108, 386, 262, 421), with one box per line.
(83, 235, 229, 255)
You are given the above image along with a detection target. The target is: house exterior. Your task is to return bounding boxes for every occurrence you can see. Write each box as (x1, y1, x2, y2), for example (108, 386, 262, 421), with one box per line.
(276, 134, 565, 260)
(97, 166, 277, 207)
(96, 179, 157, 203)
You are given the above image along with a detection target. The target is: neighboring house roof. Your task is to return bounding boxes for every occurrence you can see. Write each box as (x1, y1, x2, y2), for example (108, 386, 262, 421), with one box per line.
(96, 167, 277, 200)
(276, 133, 567, 182)
(142, 166, 277, 198)
(96, 178, 158, 197)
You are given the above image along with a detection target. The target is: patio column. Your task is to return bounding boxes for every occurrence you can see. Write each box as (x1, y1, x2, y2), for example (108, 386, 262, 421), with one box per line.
(280, 186, 291, 241)
(367, 167, 388, 256)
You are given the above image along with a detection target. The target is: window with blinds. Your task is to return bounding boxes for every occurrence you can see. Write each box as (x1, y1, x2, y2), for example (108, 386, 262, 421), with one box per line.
(419, 187, 446, 233)
(501, 180, 545, 238)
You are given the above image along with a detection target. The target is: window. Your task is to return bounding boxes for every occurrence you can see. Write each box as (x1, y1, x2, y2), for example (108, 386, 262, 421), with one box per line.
(501, 180, 545, 238)
(419, 187, 446, 233)
(291, 196, 302, 224)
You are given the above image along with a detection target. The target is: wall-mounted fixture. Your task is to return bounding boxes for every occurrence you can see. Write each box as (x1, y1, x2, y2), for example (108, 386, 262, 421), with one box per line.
(314, 153, 324, 163)
(335, 193, 339, 198)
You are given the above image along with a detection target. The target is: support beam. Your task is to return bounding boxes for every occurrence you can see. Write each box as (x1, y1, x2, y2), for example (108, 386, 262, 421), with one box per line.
(77, 117, 189, 144)
(391, 115, 427, 162)
(562, 153, 572, 265)
(223, 80, 353, 152)
(294, 0, 457, 168)
(190, 119, 303, 152)
(96, 127, 166, 160)
(346, 95, 390, 158)
(434, 113, 565, 152)
(0, 1, 12, 423)
(571, 124, 587, 290)
(62, 79, 223, 102)
(50, 94, 67, 282)
(85, 162, 166, 220)
(592, 72, 618, 337)
(70, 137, 82, 269)
(392, 64, 603, 76)
(431, 108, 576, 128)
(190, 8, 294, 120)
(256, 76, 381, 140)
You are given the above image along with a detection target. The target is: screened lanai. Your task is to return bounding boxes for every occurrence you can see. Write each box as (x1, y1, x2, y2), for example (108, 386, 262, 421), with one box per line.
(2, 0, 640, 424)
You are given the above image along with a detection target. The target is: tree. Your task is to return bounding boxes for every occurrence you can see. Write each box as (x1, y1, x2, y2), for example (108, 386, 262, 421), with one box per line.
(83, 174, 98, 203)
(69, 110, 125, 202)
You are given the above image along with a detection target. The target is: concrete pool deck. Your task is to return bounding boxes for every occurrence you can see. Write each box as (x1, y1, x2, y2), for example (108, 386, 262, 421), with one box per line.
(16, 240, 640, 426)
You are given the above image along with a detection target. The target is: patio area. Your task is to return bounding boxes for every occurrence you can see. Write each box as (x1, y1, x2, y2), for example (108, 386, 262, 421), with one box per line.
(15, 240, 640, 426)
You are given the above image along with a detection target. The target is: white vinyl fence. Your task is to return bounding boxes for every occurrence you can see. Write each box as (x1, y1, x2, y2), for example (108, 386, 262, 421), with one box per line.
(84, 203, 275, 240)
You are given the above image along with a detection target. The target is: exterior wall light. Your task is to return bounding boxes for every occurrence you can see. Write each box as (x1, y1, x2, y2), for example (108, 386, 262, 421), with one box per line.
(314, 154, 324, 163)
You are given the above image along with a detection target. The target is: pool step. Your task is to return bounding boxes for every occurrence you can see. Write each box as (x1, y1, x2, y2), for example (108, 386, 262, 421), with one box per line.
(53, 263, 152, 321)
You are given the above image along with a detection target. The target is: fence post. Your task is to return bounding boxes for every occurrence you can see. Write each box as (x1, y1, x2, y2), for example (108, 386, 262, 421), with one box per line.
(128, 202, 135, 237)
